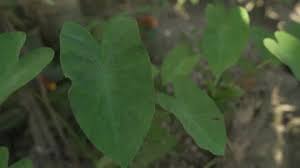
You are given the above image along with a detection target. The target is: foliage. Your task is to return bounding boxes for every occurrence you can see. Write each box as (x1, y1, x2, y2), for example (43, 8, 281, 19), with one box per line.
(0, 32, 54, 104)
(157, 79, 226, 155)
(60, 17, 155, 167)
(161, 42, 199, 85)
(0, 3, 265, 168)
(264, 31, 300, 80)
(201, 4, 250, 79)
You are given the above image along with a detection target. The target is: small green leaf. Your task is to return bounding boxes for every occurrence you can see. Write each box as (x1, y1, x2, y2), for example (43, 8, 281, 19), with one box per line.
(157, 79, 227, 155)
(201, 4, 250, 79)
(60, 17, 155, 166)
(161, 43, 199, 85)
(0, 32, 54, 104)
(0, 147, 8, 168)
(264, 31, 300, 80)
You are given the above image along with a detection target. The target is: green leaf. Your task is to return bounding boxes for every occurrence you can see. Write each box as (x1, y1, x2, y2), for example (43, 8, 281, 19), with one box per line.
(0, 32, 54, 104)
(157, 79, 227, 155)
(9, 159, 33, 168)
(161, 43, 199, 85)
(201, 4, 250, 79)
(60, 17, 155, 166)
(131, 110, 177, 168)
(264, 31, 300, 80)
(0, 147, 8, 168)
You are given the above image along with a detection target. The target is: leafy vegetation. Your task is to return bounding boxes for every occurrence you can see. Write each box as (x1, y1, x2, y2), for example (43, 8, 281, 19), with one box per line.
(264, 31, 300, 80)
(157, 79, 226, 155)
(60, 17, 155, 167)
(1, 1, 300, 168)
(0, 32, 54, 104)
(161, 42, 199, 85)
(201, 4, 250, 80)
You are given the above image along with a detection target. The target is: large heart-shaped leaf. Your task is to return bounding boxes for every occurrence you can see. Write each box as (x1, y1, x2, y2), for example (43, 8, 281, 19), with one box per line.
(264, 31, 300, 80)
(60, 17, 155, 166)
(161, 43, 199, 85)
(0, 32, 54, 104)
(201, 4, 250, 79)
(0, 147, 33, 168)
(157, 79, 226, 155)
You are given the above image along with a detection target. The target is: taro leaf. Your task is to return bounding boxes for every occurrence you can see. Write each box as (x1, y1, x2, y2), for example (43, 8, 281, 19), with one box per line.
(157, 79, 226, 155)
(131, 110, 177, 168)
(264, 31, 300, 80)
(161, 43, 199, 85)
(0, 32, 54, 104)
(0, 147, 33, 168)
(60, 17, 155, 166)
(201, 4, 250, 79)
(0, 147, 8, 168)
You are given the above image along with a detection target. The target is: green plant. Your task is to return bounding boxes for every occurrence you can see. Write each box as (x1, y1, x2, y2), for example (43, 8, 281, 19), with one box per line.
(0, 32, 54, 104)
(201, 4, 250, 80)
(0, 3, 255, 168)
(60, 17, 155, 167)
(156, 3, 250, 156)
(157, 79, 226, 155)
(264, 31, 300, 80)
